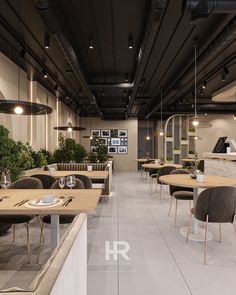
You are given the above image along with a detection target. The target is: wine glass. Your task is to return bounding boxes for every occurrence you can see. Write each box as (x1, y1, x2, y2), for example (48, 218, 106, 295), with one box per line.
(66, 175, 76, 189)
(0, 174, 11, 198)
(59, 177, 65, 189)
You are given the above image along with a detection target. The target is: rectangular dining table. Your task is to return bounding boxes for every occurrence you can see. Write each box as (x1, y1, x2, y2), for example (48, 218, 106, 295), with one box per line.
(0, 189, 102, 248)
(24, 170, 109, 180)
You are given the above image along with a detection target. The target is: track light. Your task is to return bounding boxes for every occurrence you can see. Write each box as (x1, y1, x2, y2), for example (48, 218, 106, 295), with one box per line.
(89, 39, 94, 49)
(102, 89, 105, 96)
(128, 36, 133, 49)
(202, 80, 207, 89)
(124, 72, 129, 82)
(200, 88, 204, 96)
(123, 89, 127, 96)
(54, 84, 58, 91)
(44, 34, 50, 49)
(42, 69, 47, 78)
(222, 66, 229, 82)
(179, 97, 183, 104)
(79, 88, 82, 96)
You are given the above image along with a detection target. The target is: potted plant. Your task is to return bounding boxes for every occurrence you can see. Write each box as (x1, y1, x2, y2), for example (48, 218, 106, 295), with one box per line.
(166, 156, 173, 162)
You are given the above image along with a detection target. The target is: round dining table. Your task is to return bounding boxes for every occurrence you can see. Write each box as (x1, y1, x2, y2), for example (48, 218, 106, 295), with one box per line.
(159, 174, 236, 241)
(142, 163, 182, 169)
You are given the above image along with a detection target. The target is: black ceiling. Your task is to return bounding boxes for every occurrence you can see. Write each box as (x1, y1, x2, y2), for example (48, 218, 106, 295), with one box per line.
(0, 0, 236, 119)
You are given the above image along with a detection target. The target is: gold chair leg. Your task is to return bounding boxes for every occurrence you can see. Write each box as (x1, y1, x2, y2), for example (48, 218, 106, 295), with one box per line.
(232, 214, 236, 237)
(155, 182, 158, 198)
(219, 223, 222, 243)
(37, 223, 45, 264)
(160, 184, 163, 199)
(174, 199, 178, 227)
(204, 215, 209, 265)
(168, 197, 173, 216)
(12, 224, 16, 243)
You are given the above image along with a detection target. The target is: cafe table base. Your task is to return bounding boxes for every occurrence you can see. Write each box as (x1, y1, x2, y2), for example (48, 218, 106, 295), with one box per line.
(51, 215, 60, 249)
(179, 226, 213, 241)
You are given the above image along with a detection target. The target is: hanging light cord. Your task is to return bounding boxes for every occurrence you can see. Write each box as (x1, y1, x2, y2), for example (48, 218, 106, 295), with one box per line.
(17, 0, 20, 102)
(194, 44, 197, 117)
(160, 90, 163, 130)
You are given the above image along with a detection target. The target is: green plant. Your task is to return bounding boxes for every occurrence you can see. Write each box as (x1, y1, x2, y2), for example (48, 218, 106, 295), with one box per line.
(96, 144, 108, 163)
(189, 150, 195, 154)
(31, 150, 47, 168)
(40, 149, 54, 164)
(174, 146, 180, 150)
(87, 151, 98, 163)
(166, 134, 172, 137)
(18, 142, 34, 170)
(189, 127, 195, 133)
(53, 133, 87, 163)
(0, 125, 23, 181)
(166, 156, 173, 161)
(181, 137, 187, 140)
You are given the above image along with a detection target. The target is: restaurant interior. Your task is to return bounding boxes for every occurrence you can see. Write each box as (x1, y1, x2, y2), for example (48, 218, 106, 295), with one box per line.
(1, 0, 236, 294)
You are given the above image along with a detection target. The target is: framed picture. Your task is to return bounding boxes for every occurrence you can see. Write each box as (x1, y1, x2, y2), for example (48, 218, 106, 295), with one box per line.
(111, 138, 120, 145)
(101, 130, 110, 137)
(118, 129, 128, 137)
(90, 146, 97, 152)
(91, 129, 100, 137)
(108, 146, 117, 154)
(118, 146, 128, 154)
(111, 129, 118, 137)
(91, 138, 99, 146)
(100, 138, 107, 145)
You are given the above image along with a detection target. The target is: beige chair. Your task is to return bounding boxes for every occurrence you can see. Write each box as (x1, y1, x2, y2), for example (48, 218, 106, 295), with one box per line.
(186, 186, 236, 264)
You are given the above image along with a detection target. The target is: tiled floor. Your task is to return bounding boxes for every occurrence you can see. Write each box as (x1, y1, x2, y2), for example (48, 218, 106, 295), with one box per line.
(88, 172, 236, 295)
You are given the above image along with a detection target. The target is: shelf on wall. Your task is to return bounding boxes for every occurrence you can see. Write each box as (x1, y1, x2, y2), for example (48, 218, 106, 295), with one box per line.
(166, 137, 173, 141)
(173, 150, 181, 154)
(181, 140, 188, 145)
(188, 132, 196, 136)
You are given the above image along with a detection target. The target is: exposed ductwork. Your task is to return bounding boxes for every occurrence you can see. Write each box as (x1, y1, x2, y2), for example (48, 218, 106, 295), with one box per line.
(127, 0, 168, 116)
(182, 0, 236, 21)
(146, 15, 236, 119)
(34, 0, 101, 115)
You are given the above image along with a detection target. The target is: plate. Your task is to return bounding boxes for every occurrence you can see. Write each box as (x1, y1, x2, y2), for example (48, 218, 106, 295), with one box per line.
(28, 198, 60, 207)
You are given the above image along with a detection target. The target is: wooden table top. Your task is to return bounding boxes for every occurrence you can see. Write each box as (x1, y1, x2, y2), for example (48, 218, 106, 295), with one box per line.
(134, 158, 157, 163)
(142, 163, 182, 169)
(0, 189, 102, 215)
(181, 158, 202, 162)
(24, 170, 109, 180)
(159, 174, 236, 189)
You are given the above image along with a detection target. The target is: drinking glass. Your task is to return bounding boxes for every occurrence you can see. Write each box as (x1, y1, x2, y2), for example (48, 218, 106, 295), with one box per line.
(66, 175, 76, 189)
(0, 174, 11, 197)
(59, 177, 65, 189)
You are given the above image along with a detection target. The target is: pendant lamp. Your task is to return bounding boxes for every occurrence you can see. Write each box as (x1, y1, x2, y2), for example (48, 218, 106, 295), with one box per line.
(54, 122, 86, 132)
(192, 43, 199, 127)
(159, 90, 164, 136)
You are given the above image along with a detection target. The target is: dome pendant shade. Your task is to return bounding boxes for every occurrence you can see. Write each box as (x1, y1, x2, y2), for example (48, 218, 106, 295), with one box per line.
(0, 100, 53, 115)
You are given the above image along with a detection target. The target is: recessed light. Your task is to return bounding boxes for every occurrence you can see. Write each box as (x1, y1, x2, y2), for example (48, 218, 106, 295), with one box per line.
(89, 39, 94, 49)
(128, 36, 133, 49)
(44, 34, 50, 49)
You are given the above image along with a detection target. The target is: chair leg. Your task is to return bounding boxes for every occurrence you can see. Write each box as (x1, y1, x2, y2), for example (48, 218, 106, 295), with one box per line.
(155, 182, 158, 198)
(204, 215, 209, 265)
(185, 212, 193, 243)
(219, 223, 222, 243)
(174, 199, 178, 227)
(160, 184, 163, 199)
(12, 224, 16, 243)
(37, 223, 45, 264)
(168, 197, 173, 216)
(232, 214, 236, 237)
(26, 222, 30, 260)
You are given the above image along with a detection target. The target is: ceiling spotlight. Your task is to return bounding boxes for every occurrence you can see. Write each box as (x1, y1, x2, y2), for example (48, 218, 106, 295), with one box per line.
(54, 84, 59, 91)
(128, 36, 133, 49)
(179, 97, 183, 104)
(200, 88, 204, 96)
(42, 69, 47, 79)
(124, 72, 129, 82)
(44, 34, 50, 49)
(123, 89, 127, 96)
(202, 80, 207, 89)
(14, 106, 23, 115)
(222, 66, 229, 82)
(89, 39, 94, 49)
(102, 89, 105, 96)
(192, 116, 199, 127)
(78, 88, 82, 96)
(233, 114, 236, 120)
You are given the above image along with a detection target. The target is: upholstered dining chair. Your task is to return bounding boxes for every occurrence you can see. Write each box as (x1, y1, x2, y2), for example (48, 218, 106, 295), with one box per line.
(168, 169, 193, 226)
(0, 177, 43, 258)
(186, 186, 236, 264)
(155, 166, 176, 198)
(31, 174, 56, 189)
(50, 178, 85, 189)
(70, 174, 92, 189)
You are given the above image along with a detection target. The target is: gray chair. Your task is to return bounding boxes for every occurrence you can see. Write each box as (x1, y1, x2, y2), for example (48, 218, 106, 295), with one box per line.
(31, 174, 56, 189)
(186, 186, 236, 264)
(50, 178, 85, 189)
(0, 177, 43, 258)
(155, 166, 176, 198)
(168, 169, 193, 226)
(70, 174, 92, 189)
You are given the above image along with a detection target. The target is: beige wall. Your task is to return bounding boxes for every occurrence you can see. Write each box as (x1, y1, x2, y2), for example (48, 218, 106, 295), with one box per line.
(0, 52, 79, 151)
(195, 114, 236, 157)
(79, 117, 138, 172)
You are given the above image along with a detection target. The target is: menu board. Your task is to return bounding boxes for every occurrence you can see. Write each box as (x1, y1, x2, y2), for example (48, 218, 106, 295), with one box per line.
(212, 137, 227, 153)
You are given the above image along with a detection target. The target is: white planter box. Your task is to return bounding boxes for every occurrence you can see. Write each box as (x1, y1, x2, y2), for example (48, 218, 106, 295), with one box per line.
(173, 150, 181, 154)
(188, 132, 196, 136)
(166, 137, 173, 142)
(181, 140, 188, 145)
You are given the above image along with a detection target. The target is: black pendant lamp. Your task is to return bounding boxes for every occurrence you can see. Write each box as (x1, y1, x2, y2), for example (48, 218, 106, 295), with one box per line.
(0, 0, 52, 116)
(54, 122, 86, 132)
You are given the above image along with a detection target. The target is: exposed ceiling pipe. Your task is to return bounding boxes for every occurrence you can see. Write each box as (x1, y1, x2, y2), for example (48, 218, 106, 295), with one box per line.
(34, 0, 101, 115)
(145, 15, 236, 119)
(182, 0, 236, 21)
(127, 0, 168, 116)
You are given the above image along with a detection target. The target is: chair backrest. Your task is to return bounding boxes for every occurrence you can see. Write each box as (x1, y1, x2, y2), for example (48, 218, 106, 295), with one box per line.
(31, 174, 56, 189)
(198, 160, 204, 172)
(9, 177, 43, 189)
(169, 169, 193, 195)
(50, 178, 85, 189)
(195, 186, 236, 223)
(157, 166, 176, 183)
(44, 163, 58, 171)
(71, 174, 92, 189)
